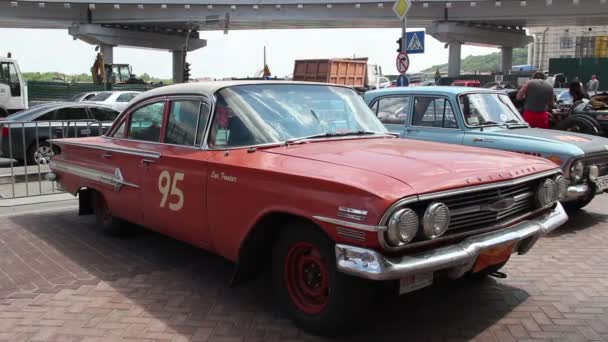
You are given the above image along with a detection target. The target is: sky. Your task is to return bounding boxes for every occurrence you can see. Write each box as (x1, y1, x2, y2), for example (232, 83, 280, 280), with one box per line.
(1, 28, 498, 79)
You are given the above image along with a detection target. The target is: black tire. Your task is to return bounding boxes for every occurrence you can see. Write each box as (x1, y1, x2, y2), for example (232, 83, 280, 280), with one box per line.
(272, 223, 381, 336)
(578, 114, 604, 135)
(26, 140, 59, 166)
(0, 108, 8, 118)
(93, 192, 127, 236)
(563, 192, 595, 212)
(556, 115, 600, 135)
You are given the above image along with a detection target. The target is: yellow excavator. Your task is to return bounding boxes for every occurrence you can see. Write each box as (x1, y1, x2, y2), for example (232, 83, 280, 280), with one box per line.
(91, 51, 144, 85)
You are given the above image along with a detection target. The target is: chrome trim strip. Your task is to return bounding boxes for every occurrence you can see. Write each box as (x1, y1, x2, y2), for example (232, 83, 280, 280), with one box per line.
(50, 140, 161, 159)
(338, 206, 368, 216)
(50, 160, 139, 190)
(417, 169, 560, 202)
(313, 216, 386, 232)
(336, 203, 567, 281)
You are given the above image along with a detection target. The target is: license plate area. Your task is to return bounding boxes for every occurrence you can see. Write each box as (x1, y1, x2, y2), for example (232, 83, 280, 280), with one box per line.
(595, 175, 608, 192)
(399, 272, 433, 295)
(473, 242, 515, 273)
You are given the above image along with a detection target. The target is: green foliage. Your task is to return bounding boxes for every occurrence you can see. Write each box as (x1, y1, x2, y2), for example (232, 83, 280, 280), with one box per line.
(422, 48, 528, 74)
(23, 72, 93, 83)
(23, 71, 171, 84)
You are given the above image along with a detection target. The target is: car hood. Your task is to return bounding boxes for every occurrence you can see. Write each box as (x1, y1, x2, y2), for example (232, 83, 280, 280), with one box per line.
(483, 127, 608, 155)
(264, 138, 558, 195)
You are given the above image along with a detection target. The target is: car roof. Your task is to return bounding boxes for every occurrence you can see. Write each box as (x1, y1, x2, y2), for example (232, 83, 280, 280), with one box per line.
(131, 81, 350, 103)
(365, 86, 501, 98)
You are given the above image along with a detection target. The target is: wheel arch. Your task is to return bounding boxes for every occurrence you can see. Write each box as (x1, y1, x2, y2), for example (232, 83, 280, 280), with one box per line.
(231, 211, 329, 286)
(77, 186, 105, 216)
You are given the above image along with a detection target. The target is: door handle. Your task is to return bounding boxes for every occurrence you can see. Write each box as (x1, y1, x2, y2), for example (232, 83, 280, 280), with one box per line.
(102, 152, 112, 158)
(473, 138, 495, 143)
(141, 159, 157, 164)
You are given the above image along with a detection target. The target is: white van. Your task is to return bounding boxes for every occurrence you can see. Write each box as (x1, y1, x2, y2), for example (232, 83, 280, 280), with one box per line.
(0, 55, 27, 117)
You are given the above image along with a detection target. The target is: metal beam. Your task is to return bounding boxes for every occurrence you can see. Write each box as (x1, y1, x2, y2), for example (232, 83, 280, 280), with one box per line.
(2, 0, 608, 30)
(427, 21, 532, 48)
(68, 24, 206, 51)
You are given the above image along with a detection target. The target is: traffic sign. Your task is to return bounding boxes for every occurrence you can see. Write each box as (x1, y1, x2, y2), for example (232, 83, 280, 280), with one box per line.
(396, 74, 409, 87)
(406, 31, 425, 54)
(396, 52, 410, 74)
(393, 0, 412, 20)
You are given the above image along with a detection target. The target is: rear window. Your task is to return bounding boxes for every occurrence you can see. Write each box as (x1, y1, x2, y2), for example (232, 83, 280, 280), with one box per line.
(116, 93, 138, 103)
(89, 107, 119, 121)
(89, 93, 112, 101)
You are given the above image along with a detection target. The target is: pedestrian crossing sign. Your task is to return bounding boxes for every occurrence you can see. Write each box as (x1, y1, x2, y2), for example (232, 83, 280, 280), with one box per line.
(406, 31, 425, 54)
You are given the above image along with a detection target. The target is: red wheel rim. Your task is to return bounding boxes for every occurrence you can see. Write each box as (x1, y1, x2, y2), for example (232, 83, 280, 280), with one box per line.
(95, 197, 111, 225)
(284, 242, 330, 315)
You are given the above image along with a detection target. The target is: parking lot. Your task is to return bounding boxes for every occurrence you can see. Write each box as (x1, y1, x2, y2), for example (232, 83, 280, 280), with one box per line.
(0, 196, 603, 342)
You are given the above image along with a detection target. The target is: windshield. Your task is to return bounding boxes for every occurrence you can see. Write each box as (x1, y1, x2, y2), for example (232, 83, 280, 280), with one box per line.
(208, 84, 387, 148)
(459, 93, 525, 127)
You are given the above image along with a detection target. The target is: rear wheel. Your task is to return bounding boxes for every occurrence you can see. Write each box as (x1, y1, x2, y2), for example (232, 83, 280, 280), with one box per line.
(26, 141, 59, 165)
(93, 192, 127, 235)
(272, 223, 380, 336)
(556, 115, 600, 135)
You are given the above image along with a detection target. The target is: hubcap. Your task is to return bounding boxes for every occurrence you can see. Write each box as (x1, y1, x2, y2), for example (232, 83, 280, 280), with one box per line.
(284, 242, 330, 315)
(34, 146, 54, 165)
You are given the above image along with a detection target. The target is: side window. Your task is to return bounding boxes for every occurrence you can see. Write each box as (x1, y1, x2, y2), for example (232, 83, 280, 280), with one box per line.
(0, 63, 9, 85)
(412, 97, 458, 129)
(127, 102, 164, 142)
(208, 98, 256, 148)
(35, 112, 55, 121)
(54, 107, 88, 121)
(89, 107, 119, 121)
(376, 97, 410, 125)
(165, 100, 205, 146)
(116, 93, 137, 103)
(113, 120, 127, 138)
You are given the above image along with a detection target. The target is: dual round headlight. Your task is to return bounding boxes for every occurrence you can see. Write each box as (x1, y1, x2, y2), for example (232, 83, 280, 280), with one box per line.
(554, 175, 569, 201)
(537, 178, 558, 207)
(386, 208, 419, 246)
(570, 160, 584, 182)
(386, 203, 450, 247)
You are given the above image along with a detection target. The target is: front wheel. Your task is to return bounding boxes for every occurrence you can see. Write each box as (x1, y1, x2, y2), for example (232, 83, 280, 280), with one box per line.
(26, 141, 59, 165)
(272, 223, 380, 336)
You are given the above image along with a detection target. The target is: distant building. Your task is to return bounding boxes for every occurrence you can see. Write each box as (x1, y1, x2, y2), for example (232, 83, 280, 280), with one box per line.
(528, 26, 608, 72)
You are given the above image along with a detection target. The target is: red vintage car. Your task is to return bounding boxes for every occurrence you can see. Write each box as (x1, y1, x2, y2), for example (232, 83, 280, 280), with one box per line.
(48, 81, 568, 335)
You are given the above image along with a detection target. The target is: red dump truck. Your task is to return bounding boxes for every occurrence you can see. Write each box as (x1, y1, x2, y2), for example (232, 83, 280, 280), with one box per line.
(292, 58, 385, 91)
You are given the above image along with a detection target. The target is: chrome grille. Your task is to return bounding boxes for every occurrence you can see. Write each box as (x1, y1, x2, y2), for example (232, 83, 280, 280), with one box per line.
(442, 181, 537, 233)
(582, 153, 608, 177)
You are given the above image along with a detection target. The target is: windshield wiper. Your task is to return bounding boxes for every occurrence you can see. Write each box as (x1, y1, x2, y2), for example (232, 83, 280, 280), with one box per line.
(504, 119, 529, 128)
(285, 131, 380, 145)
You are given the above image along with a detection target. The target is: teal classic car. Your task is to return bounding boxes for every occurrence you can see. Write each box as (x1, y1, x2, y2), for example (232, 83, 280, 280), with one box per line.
(364, 87, 608, 210)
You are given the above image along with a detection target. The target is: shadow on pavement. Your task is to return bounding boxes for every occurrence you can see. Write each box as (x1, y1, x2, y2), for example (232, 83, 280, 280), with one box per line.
(547, 208, 608, 238)
(7, 210, 528, 341)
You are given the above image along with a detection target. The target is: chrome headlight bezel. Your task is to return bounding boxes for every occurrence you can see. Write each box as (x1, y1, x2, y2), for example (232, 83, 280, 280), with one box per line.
(554, 175, 568, 201)
(386, 208, 419, 247)
(537, 178, 558, 207)
(422, 202, 450, 239)
(570, 160, 584, 182)
(589, 165, 599, 181)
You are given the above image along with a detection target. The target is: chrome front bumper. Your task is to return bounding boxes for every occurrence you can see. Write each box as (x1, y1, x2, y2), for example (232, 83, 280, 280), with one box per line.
(335, 203, 568, 281)
(565, 184, 590, 201)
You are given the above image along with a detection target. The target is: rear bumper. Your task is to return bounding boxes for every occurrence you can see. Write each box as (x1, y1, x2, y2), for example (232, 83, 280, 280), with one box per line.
(335, 203, 567, 281)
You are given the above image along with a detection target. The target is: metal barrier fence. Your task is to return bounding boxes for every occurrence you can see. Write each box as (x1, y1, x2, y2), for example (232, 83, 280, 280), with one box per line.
(0, 120, 107, 199)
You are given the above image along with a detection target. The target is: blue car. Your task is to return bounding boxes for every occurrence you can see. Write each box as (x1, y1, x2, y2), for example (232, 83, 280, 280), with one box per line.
(364, 86, 608, 210)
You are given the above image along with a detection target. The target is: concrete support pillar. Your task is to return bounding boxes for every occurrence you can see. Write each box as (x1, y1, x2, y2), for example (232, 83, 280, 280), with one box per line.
(527, 39, 535, 67)
(500, 47, 513, 75)
(448, 41, 462, 77)
(172, 50, 185, 84)
(100, 44, 114, 65)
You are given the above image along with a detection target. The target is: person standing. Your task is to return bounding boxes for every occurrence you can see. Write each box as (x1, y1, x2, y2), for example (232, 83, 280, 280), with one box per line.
(568, 81, 589, 103)
(586, 75, 600, 92)
(516, 72, 554, 128)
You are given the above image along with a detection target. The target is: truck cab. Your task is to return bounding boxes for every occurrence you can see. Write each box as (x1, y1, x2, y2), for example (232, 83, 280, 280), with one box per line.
(0, 55, 27, 117)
